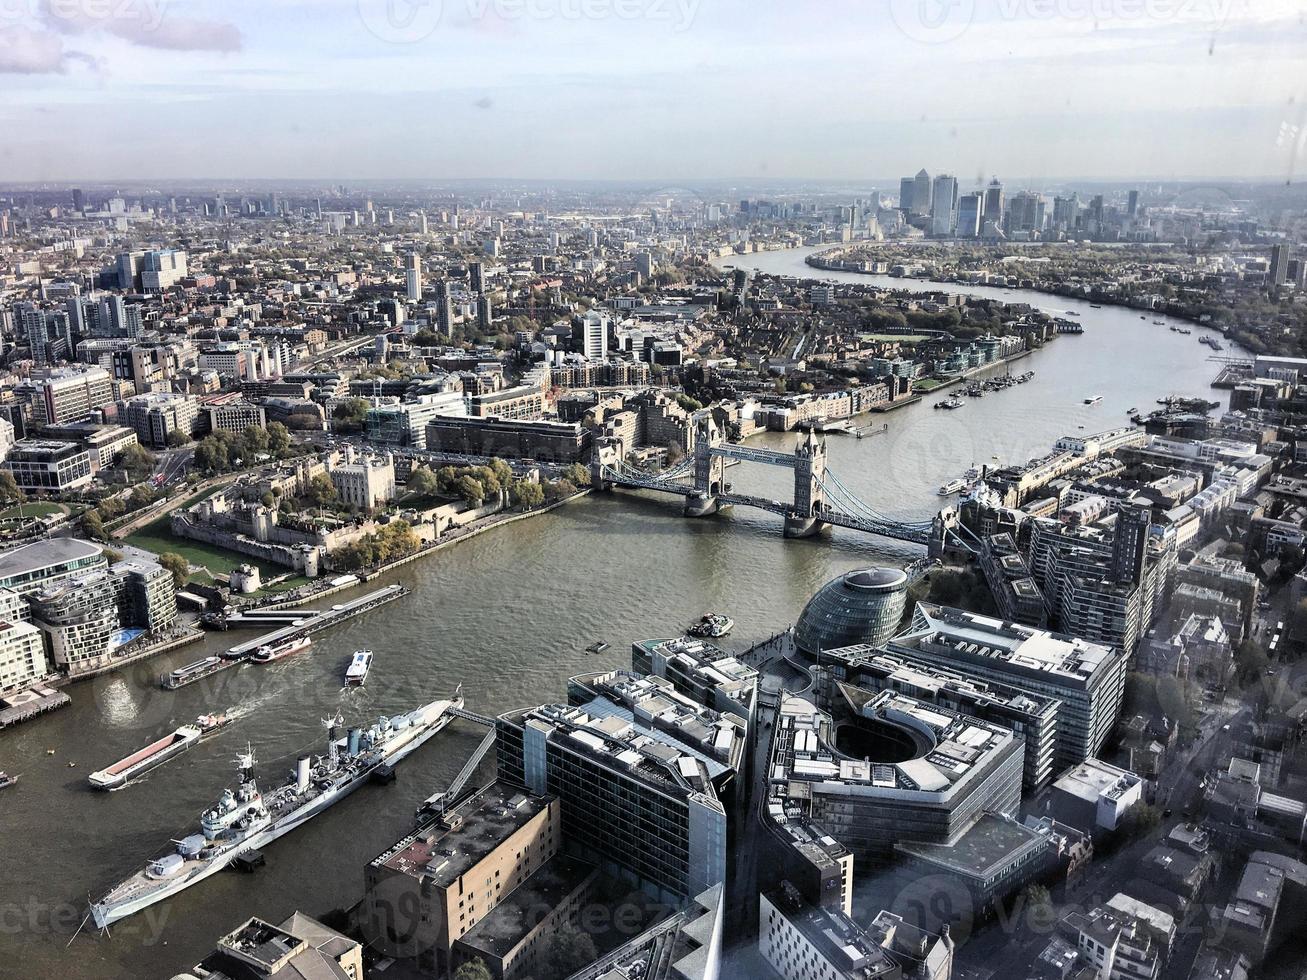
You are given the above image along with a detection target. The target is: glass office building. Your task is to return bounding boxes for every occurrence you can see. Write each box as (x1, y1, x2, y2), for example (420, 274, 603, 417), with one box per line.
(794, 568, 909, 656)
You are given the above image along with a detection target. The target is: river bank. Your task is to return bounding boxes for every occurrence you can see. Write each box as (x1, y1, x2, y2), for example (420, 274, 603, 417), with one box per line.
(803, 244, 1235, 340)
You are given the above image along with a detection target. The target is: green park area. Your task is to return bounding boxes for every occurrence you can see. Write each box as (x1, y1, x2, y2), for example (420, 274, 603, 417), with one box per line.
(861, 333, 929, 344)
(0, 501, 69, 521)
(122, 512, 307, 595)
(912, 378, 950, 392)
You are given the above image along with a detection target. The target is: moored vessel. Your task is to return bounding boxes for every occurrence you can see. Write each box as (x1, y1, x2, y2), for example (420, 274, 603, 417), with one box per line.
(688, 614, 733, 638)
(90, 691, 463, 928)
(161, 656, 229, 690)
(937, 479, 967, 496)
(251, 636, 312, 664)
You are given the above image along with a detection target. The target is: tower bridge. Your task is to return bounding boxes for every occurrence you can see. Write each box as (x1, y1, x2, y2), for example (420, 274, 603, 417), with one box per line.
(591, 415, 977, 555)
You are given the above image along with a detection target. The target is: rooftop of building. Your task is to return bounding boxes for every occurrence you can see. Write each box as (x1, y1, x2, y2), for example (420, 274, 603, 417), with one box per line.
(370, 781, 552, 887)
(184, 912, 358, 980)
(454, 854, 597, 960)
(771, 686, 1017, 801)
(504, 681, 740, 802)
(1053, 758, 1141, 804)
(633, 637, 759, 709)
(894, 603, 1122, 687)
(0, 538, 104, 582)
(815, 646, 1059, 719)
(896, 812, 1045, 878)
(6, 438, 88, 456)
(763, 883, 900, 980)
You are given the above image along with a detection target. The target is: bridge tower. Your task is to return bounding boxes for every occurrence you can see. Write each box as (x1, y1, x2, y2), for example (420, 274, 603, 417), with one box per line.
(685, 413, 727, 517)
(590, 438, 620, 491)
(785, 429, 828, 538)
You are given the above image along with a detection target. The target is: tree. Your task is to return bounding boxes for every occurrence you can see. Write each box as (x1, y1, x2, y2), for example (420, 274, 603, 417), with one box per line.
(126, 485, 157, 512)
(472, 466, 502, 498)
(81, 508, 107, 542)
(0, 471, 24, 507)
(562, 463, 591, 488)
(437, 466, 460, 492)
(1019, 883, 1053, 921)
(406, 466, 439, 498)
(510, 479, 545, 509)
(165, 429, 191, 448)
(97, 496, 126, 519)
(158, 552, 190, 590)
(452, 960, 492, 980)
(120, 443, 155, 479)
(542, 926, 597, 980)
(489, 457, 513, 487)
(266, 421, 291, 455)
(305, 473, 338, 509)
(454, 474, 486, 507)
(1123, 803, 1162, 839)
(545, 478, 578, 501)
(1235, 639, 1270, 687)
(241, 424, 270, 459)
(194, 436, 230, 474)
(332, 397, 370, 427)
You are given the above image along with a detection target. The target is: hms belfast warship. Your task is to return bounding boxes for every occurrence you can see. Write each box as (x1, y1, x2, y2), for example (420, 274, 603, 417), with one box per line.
(91, 690, 462, 929)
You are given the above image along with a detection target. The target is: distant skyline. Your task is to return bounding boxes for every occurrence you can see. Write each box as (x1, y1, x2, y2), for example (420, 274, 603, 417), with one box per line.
(1, 0, 1304, 182)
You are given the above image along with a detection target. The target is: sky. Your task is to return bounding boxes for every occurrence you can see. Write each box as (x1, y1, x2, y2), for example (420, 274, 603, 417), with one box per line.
(0, 0, 1304, 182)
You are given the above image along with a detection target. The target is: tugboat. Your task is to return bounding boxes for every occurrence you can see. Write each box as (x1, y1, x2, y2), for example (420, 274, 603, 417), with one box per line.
(0, 772, 17, 790)
(345, 650, 373, 686)
(688, 614, 734, 639)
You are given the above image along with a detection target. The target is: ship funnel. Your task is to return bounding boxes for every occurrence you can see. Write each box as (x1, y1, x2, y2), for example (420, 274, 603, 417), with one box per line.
(296, 756, 310, 793)
(347, 728, 361, 757)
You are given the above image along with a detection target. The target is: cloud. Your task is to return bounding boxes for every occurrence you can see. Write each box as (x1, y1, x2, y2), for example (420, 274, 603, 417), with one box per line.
(115, 17, 242, 53)
(40, 0, 243, 53)
(0, 25, 89, 74)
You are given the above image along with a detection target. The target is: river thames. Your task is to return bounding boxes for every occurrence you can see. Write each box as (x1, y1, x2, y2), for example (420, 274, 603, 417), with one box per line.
(0, 245, 1239, 978)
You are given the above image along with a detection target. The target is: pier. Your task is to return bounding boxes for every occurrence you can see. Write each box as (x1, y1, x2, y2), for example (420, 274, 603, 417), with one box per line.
(160, 585, 410, 688)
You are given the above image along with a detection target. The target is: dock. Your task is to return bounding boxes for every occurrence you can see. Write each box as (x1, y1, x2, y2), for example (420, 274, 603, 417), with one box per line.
(159, 584, 410, 689)
(220, 584, 408, 659)
(0, 685, 71, 729)
(221, 608, 326, 629)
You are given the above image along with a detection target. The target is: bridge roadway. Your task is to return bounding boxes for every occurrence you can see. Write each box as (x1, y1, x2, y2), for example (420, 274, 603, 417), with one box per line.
(600, 464, 933, 547)
(710, 443, 800, 468)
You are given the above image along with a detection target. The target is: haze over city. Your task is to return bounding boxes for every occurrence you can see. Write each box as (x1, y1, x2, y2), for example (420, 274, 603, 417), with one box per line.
(2, 0, 1306, 180)
(4, 5, 1307, 980)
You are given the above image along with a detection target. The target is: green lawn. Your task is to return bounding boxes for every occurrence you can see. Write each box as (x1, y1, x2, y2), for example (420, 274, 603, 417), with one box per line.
(0, 501, 67, 520)
(123, 513, 308, 594)
(914, 378, 950, 392)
